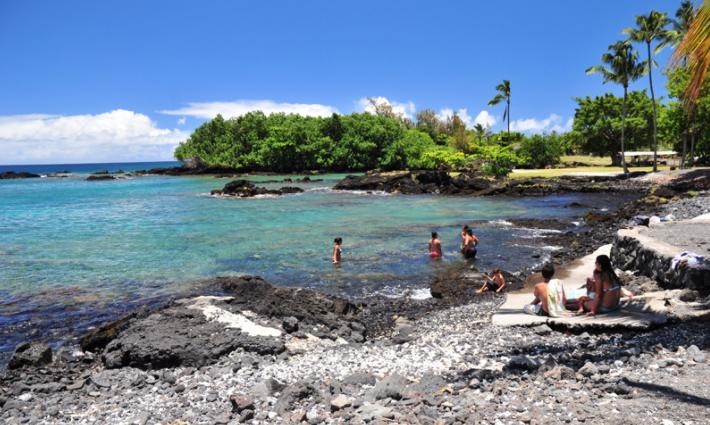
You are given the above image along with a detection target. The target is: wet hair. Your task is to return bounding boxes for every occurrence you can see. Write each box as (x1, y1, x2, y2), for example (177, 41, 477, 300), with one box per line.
(492, 268, 501, 274)
(541, 263, 555, 280)
(462, 225, 469, 232)
(466, 228, 473, 236)
(596, 254, 619, 285)
(334, 237, 342, 244)
(431, 232, 438, 239)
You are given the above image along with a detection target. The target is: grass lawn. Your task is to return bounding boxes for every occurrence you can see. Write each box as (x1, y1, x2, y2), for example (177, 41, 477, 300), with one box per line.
(510, 165, 673, 179)
(561, 155, 613, 166)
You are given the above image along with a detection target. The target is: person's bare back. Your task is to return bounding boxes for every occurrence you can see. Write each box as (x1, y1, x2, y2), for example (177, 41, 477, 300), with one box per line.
(428, 232, 442, 258)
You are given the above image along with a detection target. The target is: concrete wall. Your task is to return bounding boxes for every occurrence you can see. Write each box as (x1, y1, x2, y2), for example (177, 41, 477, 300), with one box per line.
(611, 228, 709, 291)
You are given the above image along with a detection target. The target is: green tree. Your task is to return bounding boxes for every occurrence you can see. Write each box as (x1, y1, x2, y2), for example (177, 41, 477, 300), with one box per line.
(661, 66, 710, 164)
(517, 133, 563, 169)
(380, 129, 436, 170)
(624, 10, 672, 171)
(586, 41, 647, 171)
(488, 80, 511, 140)
(472, 144, 520, 177)
(572, 91, 656, 162)
(415, 109, 447, 145)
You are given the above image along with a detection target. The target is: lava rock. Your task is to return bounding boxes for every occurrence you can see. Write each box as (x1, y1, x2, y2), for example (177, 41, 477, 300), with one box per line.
(8, 342, 52, 369)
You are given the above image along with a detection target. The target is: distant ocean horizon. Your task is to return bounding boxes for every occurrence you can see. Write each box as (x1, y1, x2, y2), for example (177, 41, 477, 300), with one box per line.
(0, 160, 182, 174)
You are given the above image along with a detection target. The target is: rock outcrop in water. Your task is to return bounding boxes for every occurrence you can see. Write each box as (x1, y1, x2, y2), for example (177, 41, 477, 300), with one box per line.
(334, 170, 497, 195)
(0, 171, 41, 179)
(82, 276, 364, 370)
(333, 170, 652, 196)
(85, 174, 118, 181)
(210, 179, 304, 197)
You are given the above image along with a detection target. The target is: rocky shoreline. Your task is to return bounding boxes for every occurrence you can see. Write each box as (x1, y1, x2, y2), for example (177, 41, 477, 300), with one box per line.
(1, 171, 709, 424)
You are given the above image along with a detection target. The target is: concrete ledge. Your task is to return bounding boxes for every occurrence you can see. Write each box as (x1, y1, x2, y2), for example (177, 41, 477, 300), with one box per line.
(492, 293, 667, 330)
(611, 219, 710, 290)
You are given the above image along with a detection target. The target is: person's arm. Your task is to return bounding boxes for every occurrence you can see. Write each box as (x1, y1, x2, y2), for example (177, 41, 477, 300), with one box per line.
(332, 246, 338, 262)
(532, 284, 541, 304)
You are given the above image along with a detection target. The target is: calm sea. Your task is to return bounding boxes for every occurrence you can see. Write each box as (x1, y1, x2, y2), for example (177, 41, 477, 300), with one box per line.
(0, 162, 632, 365)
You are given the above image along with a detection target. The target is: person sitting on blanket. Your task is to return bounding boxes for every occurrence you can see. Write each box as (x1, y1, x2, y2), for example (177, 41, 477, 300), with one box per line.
(524, 263, 570, 317)
(578, 254, 626, 316)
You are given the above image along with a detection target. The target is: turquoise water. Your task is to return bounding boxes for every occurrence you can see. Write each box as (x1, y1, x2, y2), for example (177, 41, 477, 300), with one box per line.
(0, 167, 631, 360)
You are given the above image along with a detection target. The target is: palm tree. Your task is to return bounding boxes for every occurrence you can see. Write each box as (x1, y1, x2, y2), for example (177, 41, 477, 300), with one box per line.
(671, 0, 709, 167)
(488, 80, 511, 140)
(587, 41, 647, 173)
(661, 0, 696, 55)
(624, 10, 672, 172)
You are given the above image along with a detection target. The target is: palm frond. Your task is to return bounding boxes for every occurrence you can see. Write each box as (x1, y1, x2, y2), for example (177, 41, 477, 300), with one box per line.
(488, 94, 506, 106)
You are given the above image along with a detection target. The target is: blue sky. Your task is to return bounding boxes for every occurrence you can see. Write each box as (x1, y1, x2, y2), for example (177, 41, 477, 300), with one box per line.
(0, 0, 688, 164)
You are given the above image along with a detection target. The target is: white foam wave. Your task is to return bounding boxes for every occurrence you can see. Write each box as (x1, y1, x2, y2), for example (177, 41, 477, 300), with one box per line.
(489, 219, 513, 226)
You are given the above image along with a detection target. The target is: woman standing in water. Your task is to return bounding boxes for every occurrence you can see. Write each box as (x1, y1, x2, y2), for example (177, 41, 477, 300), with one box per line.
(332, 237, 342, 264)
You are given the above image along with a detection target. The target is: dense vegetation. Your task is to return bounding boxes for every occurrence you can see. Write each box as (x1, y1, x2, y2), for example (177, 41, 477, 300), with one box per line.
(174, 109, 535, 176)
(176, 1, 709, 175)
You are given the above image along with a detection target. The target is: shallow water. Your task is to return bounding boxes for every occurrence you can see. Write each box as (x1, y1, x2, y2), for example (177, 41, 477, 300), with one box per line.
(0, 165, 632, 361)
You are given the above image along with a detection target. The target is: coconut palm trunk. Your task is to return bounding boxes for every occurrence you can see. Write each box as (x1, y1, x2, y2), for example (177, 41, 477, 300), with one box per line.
(506, 97, 510, 139)
(645, 42, 660, 172)
(621, 85, 629, 173)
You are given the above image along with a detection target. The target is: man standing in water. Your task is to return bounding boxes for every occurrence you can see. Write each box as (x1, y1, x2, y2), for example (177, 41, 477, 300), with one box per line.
(332, 237, 342, 264)
(428, 232, 442, 258)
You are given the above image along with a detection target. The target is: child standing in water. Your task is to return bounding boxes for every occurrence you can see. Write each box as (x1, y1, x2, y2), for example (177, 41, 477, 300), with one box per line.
(428, 232, 442, 258)
(332, 237, 343, 264)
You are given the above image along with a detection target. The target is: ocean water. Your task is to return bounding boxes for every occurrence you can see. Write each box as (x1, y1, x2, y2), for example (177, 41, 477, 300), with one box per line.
(0, 165, 632, 362)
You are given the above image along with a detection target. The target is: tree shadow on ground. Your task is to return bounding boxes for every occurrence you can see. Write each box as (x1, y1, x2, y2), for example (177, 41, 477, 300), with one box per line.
(623, 378, 710, 407)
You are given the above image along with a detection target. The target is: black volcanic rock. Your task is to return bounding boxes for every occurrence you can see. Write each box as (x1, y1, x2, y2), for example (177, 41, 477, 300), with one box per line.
(8, 342, 52, 369)
(211, 179, 304, 197)
(86, 175, 117, 181)
(333, 170, 498, 195)
(0, 171, 41, 179)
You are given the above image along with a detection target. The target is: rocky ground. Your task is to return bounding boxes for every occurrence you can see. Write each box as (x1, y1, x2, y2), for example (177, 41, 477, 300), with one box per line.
(1, 171, 709, 425)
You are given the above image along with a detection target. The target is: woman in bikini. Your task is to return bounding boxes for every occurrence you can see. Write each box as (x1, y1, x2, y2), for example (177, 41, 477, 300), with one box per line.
(428, 232, 443, 258)
(581, 255, 622, 316)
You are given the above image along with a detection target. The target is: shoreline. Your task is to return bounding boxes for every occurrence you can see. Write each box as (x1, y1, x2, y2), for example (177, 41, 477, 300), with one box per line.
(1, 171, 708, 424)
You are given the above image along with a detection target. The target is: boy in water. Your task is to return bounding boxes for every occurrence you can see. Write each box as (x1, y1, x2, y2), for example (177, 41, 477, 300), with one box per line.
(428, 232, 442, 258)
(332, 237, 342, 264)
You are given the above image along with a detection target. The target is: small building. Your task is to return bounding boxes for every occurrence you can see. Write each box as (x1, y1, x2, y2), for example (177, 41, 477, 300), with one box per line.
(621, 151, 679, 166)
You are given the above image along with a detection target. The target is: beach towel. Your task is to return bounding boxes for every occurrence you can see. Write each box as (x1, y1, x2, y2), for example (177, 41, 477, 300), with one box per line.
(671, 251, 704, 271)
(523, 279, 571, 317)
(545, 279, 570, 317)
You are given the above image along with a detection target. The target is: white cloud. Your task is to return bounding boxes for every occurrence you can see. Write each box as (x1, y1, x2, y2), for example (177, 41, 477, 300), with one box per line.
(357, 97, 416, 120)
(510, 113, 571, 133)
(0, 110, 188, 165)
(160, 100, 339, 119)
(436, 108, 474, 127)
(473, 110, 496, 128)
(177, 117, 186, 125)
